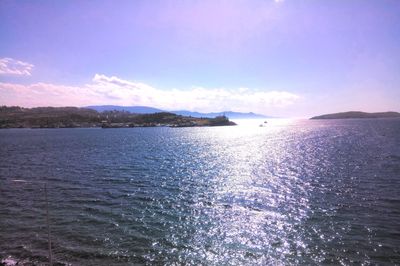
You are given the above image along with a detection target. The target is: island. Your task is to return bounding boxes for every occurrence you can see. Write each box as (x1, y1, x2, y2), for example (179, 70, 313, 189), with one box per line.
(310, 111, 400, 120)
(0, 106, 236, 128)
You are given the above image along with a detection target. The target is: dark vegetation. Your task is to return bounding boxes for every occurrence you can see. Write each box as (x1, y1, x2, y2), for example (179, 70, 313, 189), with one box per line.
(310, 111, 400, 120)
(0, 106, 236, 128)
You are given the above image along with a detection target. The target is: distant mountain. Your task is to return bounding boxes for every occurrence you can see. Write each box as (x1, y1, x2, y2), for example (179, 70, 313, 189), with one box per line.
(172, 110, 270, 119)
(86, 105, 270, 119)
(86, 105, 164, 114)
(311, 111, 400, 120)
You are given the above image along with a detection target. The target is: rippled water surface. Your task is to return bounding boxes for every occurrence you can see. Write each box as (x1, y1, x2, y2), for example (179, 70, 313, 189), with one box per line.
(1, 119, 400, 265)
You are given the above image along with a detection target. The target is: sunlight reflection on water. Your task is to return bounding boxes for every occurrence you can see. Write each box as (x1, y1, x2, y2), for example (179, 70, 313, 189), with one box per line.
(159, 119, 313, 264)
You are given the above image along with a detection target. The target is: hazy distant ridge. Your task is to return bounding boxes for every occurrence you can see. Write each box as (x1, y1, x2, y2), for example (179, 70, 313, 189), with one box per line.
(86, 105, 164, 114)
(87, 105, 270, 119)
(171, 110, 270, 119)
(311, 111, 400, 120)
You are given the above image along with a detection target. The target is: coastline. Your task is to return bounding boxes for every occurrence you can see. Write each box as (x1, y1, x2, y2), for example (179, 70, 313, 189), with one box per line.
(0, 107, 236, 129)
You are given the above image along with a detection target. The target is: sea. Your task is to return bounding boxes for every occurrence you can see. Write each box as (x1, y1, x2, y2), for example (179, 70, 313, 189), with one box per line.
(0, 118, 399, 265)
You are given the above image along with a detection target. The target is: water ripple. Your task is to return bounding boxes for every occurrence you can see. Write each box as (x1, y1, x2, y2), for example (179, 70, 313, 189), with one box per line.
(1, 119, 400, 265)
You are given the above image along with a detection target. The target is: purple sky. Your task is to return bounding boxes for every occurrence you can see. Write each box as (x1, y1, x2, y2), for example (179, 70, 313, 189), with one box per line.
(1, 0, 399, 117)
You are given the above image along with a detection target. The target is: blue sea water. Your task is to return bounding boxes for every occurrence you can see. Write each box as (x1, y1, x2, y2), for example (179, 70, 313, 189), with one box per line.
(0, 119, 399, 265)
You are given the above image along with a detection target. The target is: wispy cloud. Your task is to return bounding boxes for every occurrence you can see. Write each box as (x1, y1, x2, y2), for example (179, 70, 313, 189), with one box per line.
(0, 74, 300, 114)
(0, 58, 34, 76)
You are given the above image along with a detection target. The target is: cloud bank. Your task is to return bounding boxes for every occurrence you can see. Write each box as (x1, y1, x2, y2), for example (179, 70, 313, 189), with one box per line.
(0, 74, 299, 114)
(0, 58, 34, 76)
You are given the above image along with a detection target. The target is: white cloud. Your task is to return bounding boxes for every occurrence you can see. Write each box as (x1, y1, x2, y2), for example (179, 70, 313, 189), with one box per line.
(0, 74, 300, 114)
(0, 58, 34, 76)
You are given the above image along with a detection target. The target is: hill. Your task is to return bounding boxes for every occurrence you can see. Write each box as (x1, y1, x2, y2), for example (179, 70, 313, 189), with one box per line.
(0, 106, 236, 128)
(310, 111, 400, 120)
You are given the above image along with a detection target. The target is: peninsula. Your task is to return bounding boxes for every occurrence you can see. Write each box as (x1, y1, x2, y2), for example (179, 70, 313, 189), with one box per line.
(0, 106, 236, 129)
(311, 111, 400, 120)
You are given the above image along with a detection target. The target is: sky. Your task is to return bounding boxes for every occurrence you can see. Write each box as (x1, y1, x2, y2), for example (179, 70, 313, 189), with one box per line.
(0, 0, 399, 117)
